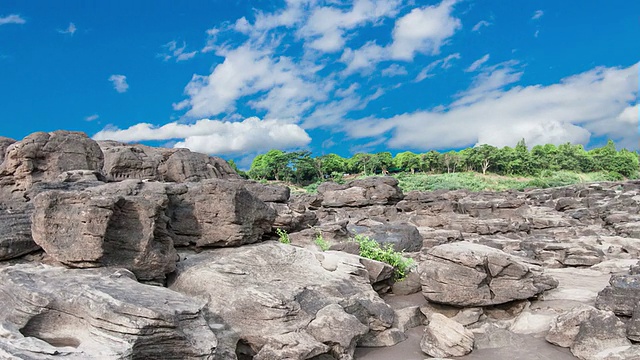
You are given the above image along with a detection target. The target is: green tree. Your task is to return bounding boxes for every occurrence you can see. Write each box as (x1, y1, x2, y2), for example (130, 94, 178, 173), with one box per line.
(394, 151, 421, 174)
(317, 153, 347, 179)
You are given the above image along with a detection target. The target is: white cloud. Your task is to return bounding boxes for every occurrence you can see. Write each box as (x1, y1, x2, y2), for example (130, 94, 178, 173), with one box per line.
(414, 52, 460, 82)
(389, 0, 461, 60)
(532, 10, 544, 20)
(340, 41, 386, 74)
(160, 41, 197, 62)
(465, 53, 490, 72)
(472, 20, 491, 32)
(298, 0, 402, 53)
(85, 114, 99, 122)
(58, 22, 76, 35)
(93, 117, 311, 155)
(0, 14, 25, 25)
(345, 63, 639, 150)
(108, 75, 129, 93)
(381, 64, 408, 77)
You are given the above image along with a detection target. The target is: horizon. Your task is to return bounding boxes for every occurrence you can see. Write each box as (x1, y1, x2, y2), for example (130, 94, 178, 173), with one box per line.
(1, 0, 638, 167)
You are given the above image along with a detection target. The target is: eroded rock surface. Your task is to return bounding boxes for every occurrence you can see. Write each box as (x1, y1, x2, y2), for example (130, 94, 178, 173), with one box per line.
(419, 242, 558, 306)
(169, 242, 396, 360)
(0, 264, 217, 359)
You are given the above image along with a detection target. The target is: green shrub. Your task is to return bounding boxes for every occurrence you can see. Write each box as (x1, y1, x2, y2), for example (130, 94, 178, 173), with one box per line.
(352, 234, 415, 280)
(276, 228, 290, 244)
(314, 233, 330, 251)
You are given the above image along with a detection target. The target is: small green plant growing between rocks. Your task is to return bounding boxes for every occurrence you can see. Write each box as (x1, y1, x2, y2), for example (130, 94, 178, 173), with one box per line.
(352, 234, 415, 280)
(314, 232, 330, 251)
(276, 228, 290, 244)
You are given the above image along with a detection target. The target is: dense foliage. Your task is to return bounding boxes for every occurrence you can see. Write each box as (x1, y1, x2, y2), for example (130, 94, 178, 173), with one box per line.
(241, 140, 639, 187)
(352, 234, 415, 280)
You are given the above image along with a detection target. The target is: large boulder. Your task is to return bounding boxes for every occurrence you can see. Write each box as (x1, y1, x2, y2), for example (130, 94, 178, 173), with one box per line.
(98, 140, 239, 182)
(546, 305, 631, 360)
(318, 177, 403, 207)
(167, 180, 275, 247)
(31, 180, 177, 281)
(169, 242, 396, 360)
(420, 242, 558, 306)
(0, 131, 103, 198)
(0, 264, 217, 359)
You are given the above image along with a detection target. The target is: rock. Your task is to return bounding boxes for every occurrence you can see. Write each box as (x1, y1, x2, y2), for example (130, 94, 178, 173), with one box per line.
(546, 305, 631, 360)
(319, 177, 403, 207)
(0, 136, 16, 164)
(348, 222, 422, 252)
(31, 180, 177, 280)
(595, 274, 640, 316)
(167, 179, 275, 247)
(561, 246, 604, 267)
(0, 205, 39, 260)
(0, 264, 217, 359)
(0, 131, 104, 198)
(420, 313, 474, 358)
(391, 270, 422, 295)
(627, 305, 640, 342)
(98, 140, 239, 182)
(169, 242, 395, 359)
(242, 181, 290, 203)
(420, 242, 558, 306)
(269, 202, 317, 233)
(393, 306, 426, 333)
(451, 307, 483, 326)
(357, 328, 407, 347)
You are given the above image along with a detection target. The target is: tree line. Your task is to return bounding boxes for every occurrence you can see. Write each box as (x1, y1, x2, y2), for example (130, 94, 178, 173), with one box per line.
(230, 140, 639, 185)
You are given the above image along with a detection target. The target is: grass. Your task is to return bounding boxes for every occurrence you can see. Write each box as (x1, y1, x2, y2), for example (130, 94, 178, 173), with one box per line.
(276, 228, 290, 244)
(314, 233, 330, 251)
(352, 234, 415, 281)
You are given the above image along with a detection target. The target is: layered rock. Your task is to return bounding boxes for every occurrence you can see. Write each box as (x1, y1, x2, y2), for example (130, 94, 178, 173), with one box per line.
(0, 264, 217, 359)
(0, 136, 16, 164)
(169, 242, 396, 359)
(31, 180, 176, 280)
(420, 313, 474, 358)
(98, 140, 239, 182)
(595, 274, 640, 316)
(0, 204, 39, 260)
(420, 242, 558, 306)
(167, 180, 275, 247)
(0, 131, 103, 198)
(318, 177, 403, 208)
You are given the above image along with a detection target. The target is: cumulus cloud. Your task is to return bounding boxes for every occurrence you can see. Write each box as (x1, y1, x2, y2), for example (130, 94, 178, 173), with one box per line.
(0, 14, 25, 25)
(93, 117, 311, 155)
(340, 0, 462, 74)
(472, 20, 491, 32)
(298, 0, 402, 53)
(381, 64, 408, 77)
(179, 45, 327, 119)
(465, 54, 490, 72)
(58, 22, 76, 35)
(389, 0, 461, 60)
(345, 62, 639, 150)
(108, 75, 129, 93)
(532, 10, 544, 20)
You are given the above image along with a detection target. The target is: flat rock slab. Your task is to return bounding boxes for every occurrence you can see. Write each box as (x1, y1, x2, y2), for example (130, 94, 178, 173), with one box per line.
(169, 242, 396, 360)
(0, 264, 217, 359)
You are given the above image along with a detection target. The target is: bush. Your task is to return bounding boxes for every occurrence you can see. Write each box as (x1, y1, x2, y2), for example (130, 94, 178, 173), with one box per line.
(352, 234, 415, 280)
(276, 228, 290, 244)
(314, 233, 330, 251)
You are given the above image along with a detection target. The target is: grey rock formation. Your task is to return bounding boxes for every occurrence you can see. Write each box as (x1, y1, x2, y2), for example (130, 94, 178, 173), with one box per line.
(420, 313, 474, 357)
(31, 180, 177, 280)
(0, 205, 39, 260)
(98, 140, 239, 182)
(596, 274, 640, 316)
(348, 222, 422, 252)
(0, 136, 16, 164)
(318, 177, 403, 207)
(167, 179, 275, 247)
(0, 131, 103, 198)
(546, 305, 631, 360)
(420, 242, 558, 306)
(169, 242, 395, 360)
(0, 264, 217, 359)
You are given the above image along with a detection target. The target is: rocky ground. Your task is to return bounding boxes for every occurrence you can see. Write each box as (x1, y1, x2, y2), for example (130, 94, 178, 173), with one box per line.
(1, 130, 640, 359)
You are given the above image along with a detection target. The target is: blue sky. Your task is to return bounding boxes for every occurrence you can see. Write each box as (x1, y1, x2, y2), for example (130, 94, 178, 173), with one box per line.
(1, 0, 638, 165)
